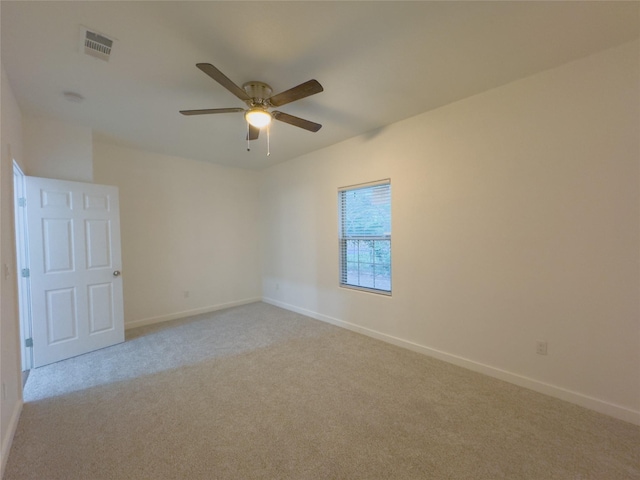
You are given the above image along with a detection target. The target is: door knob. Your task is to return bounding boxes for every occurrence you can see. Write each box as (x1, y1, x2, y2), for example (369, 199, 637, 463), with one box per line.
(113, 270, 121, 277)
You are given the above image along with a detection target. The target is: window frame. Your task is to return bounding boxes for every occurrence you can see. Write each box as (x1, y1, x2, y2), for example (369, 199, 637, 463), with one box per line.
(338, 179, 392, 296)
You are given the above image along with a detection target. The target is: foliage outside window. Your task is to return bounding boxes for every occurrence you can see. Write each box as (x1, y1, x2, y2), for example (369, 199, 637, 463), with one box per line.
(338, 180, 391, 294)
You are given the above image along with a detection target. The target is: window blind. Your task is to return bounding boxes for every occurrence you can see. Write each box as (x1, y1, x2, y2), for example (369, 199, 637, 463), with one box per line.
(338, 179, 391, 294)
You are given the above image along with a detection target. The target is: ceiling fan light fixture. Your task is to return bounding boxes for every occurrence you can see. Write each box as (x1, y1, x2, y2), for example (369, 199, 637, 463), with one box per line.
(245, 108, 272, 128)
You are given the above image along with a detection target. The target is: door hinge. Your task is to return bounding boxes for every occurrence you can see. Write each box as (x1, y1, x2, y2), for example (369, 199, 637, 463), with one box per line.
(21, 268, 30, 278)
(18, 197, 26, 207)
(25, 338, 33, 348)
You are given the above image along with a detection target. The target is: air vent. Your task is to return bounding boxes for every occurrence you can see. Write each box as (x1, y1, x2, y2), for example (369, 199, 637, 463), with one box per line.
(81, 27, 113, 61)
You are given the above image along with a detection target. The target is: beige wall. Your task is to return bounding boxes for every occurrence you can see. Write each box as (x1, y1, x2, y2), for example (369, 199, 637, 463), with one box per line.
(23, 115, 93, 182)
(0, 64, 25, 476)
(260, 41, 640, 424)
(93, 141, 262, 327)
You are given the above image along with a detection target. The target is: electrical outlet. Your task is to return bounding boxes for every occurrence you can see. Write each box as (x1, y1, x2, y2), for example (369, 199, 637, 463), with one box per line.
(275, 283, 280, 291)
(536, 341, 548, 355)
(183, 290, 190, 299)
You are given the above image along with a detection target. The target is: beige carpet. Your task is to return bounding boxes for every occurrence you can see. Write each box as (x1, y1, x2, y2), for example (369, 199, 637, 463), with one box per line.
(4, 302, 639, 479)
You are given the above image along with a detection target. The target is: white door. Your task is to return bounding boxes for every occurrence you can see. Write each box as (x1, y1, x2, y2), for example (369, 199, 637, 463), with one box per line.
(26, 176, 124, 367)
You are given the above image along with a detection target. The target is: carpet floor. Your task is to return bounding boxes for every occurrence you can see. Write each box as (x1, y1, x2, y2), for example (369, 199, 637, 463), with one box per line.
(4, 302, 639, 479)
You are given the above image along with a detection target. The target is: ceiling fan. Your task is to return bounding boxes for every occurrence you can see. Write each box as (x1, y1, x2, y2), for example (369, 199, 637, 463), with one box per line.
(180, 63, 323, 143)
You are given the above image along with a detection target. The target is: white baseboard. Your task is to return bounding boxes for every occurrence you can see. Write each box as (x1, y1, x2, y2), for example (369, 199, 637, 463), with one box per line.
(125, 297, 262, 330)
(1, 398, 23, 479)
(263, 297, 640, 426)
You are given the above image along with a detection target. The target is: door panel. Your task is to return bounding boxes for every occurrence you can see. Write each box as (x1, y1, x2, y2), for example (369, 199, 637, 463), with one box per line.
(43, 218, 74, 272)
(88, 282, 115, 333)
(86, 219, 112, 269)
(26, 176, 124, 367)
(46, 287, 78, 344)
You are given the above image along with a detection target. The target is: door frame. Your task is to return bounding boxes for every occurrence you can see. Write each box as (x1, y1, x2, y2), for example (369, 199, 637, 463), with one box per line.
(13, 160, 33, 372)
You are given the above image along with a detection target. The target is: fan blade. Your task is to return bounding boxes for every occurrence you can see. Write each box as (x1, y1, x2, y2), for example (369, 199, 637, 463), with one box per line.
(180, 107, 245, 116)
(196, 63, 250, 102)
(268, 80, 323, 107)
(272, 111, 322, 132)
(247, 124, 260, 141)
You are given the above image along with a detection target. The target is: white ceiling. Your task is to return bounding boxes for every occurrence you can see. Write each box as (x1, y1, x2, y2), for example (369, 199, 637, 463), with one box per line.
(2, 1, 638, 169)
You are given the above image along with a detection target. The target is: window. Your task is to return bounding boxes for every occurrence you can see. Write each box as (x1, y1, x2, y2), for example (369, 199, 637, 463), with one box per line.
(338, 180, 391, 294)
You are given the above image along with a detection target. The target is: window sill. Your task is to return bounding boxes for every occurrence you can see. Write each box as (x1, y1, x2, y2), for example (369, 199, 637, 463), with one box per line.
(339, 284, 392, 296)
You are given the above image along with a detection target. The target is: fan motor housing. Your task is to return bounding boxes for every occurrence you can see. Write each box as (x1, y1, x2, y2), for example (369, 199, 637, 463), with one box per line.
(243, 81, 272, 104)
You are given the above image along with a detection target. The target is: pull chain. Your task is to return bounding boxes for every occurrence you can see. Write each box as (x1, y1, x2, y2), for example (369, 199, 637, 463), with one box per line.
(245, 122, 271, 156)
